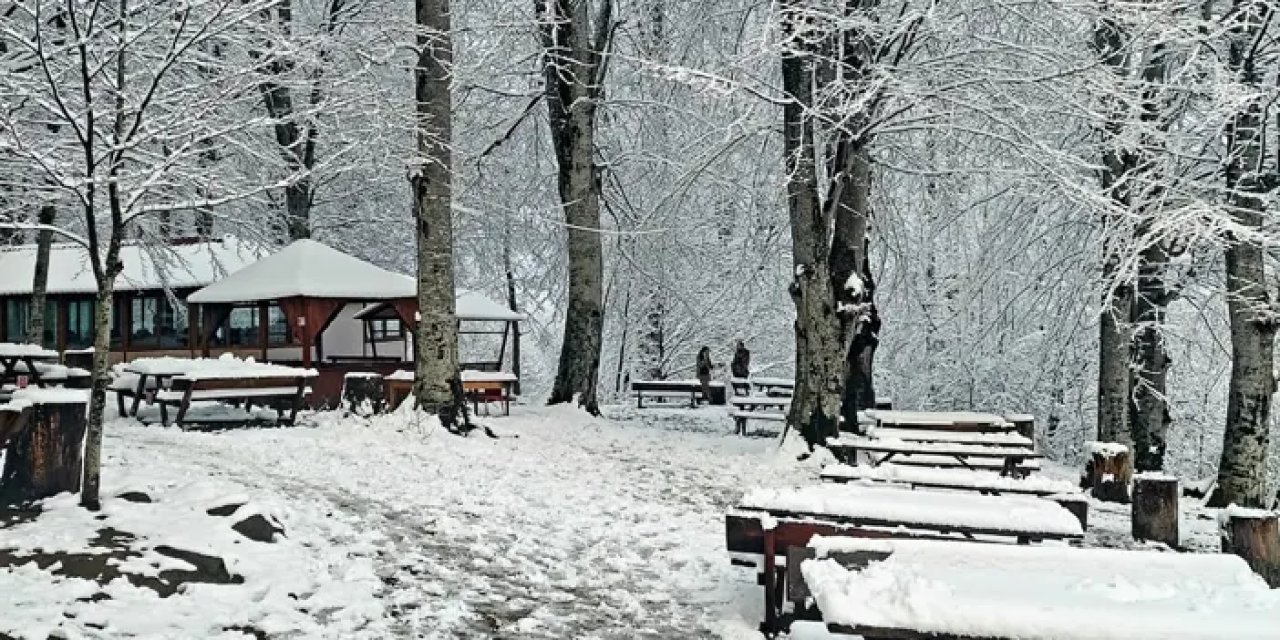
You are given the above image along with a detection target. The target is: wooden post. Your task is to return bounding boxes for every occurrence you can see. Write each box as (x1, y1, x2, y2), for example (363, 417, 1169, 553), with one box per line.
(1132, 474, 1179, 547)
(1082, 442, 1132, 503)
(0, 392, 88, 503)
(1220, 508, 1280, 587)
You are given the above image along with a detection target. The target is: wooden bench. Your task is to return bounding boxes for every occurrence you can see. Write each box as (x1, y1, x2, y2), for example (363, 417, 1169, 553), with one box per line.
(631, 380, 726, 408)
(828, 435, 1041, 477)
(154, 376, 311, 429)
(820, 463, 1076, 496)
(727, 484, 1085, 633)
(793, 537, 1279, 639)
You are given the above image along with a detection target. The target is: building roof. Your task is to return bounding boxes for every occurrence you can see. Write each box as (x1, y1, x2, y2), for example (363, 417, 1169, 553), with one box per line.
(0, 237, 266, 296)
(187, 239, 417, 303)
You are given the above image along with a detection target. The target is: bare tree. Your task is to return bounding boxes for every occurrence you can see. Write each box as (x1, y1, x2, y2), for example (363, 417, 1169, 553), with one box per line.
(411, 0, 464, 426)
(539, 0, 614, 415)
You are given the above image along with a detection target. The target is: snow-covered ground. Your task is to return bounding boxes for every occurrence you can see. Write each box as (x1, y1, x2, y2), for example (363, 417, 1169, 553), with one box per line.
(0, 400, 1242, 638)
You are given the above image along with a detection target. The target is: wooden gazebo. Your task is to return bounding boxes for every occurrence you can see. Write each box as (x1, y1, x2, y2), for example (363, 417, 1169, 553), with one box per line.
(187, 239, 417, 368)
(352, 290, 524, 374)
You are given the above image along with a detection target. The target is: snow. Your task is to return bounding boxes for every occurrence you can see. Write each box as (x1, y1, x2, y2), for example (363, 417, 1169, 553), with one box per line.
(1087, 441, 1130, 457)
(820, 463, 1076, 494)
(1134, 471, 1179, 482)
(0, 398, 31, 412)
(1220, 504, 1278, 522)
(801, 537, 1280, 639)
(11, 387, 89, 404)
(739, 484, 1083, 537)
(454, 290, 526, 322)
(0, 236, 264, 295)
(748, 376, 793, 387)
(867, 427, 1032, 446)
(0, 343, 58, 358)
(127, 354, 317, 380)
(863, 409, 1010, 426)
(843, 273, 865, 296)
(827, 435, 1037, 457)
(187, 239, 416, 303)
(385, 370, 518, 383)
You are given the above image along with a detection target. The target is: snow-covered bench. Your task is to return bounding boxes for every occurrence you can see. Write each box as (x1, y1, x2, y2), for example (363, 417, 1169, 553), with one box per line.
(793, 537, 1280, 639)
(820, 463, 1075, 496)
(827, 435, 1041, 477)
(862, 409, 1017, 433)
(729, 396, 789, 435)
(154, 375, 312, 429)
(727, 484, 1085, 632)
(631, 379, 725, 408)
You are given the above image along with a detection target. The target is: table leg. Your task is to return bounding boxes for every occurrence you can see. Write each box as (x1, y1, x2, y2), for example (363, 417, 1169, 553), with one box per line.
(23, 357, 43, 388)
(130, 374, 148, 417)
(762, 526, 777, 634)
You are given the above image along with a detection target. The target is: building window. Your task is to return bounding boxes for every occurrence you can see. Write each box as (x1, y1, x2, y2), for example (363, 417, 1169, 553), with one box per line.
(2, 299, 55, 348)
(267, 306, 290, 346)
(130, 295, 189, 349)
(368, 319, 403, 342)
(66, 299, 94, 350)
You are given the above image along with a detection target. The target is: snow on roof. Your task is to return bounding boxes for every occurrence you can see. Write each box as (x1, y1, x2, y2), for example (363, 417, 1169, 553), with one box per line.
(187, 239, 416, 303)
(350, 291, 525, 322)
(0, 237, 265, 296)
(801, 537, 1280, 639)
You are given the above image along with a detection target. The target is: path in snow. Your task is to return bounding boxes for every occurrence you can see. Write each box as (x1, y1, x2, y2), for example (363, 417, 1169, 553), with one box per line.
(103, 404, 813, 639)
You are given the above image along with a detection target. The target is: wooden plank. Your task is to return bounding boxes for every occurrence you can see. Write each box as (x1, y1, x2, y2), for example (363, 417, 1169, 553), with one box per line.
(737, 507, 1079, 542)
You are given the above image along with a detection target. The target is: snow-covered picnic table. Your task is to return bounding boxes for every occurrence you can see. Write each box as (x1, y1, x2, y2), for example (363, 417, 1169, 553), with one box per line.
(827, 435, 1041, 477)
(385, 369, 520, 414)
(862, 409, 1014, 431)
(0, 343, 59, 389)
(728, 483, 1084, 631)
(111, 356, 316, 427)
(631, 379, 726, 408)
(820, 463, 1076, 496)
(800, 536, 1280, 640)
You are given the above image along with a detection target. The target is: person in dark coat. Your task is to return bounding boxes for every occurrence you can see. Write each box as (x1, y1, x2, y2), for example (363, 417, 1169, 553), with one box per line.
(696, 346, 713, 402)
(731, 339, 750, 380)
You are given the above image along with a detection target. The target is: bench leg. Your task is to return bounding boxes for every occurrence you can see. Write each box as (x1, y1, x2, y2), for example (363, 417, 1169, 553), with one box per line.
(116, 392, 126, 419)
(159, 402, 170, 427)
(174, 388, 194, 431)
(130, 375, 147, 417)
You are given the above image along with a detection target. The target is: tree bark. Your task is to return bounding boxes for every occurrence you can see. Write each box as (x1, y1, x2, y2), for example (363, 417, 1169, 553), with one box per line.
(1129, 244, 1172, 471)
(1211, 1, 1276, 508)
(25, 204, 56, 346)
(1131, 474, 1179, 547)
(541, 0, 611, 415)
(411, 0, 461, 418)
(1, 400, 88, 504)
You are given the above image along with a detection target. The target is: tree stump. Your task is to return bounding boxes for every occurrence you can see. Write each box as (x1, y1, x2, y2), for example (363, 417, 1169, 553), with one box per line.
(342, 373, 386, 417)
(1082, 442, 1132, 503)
(0, 392, 88, 504)
(1051, 494, 1088, 530)
(1132, 474, 1179, 547)
(1220, 508, 1280, 587)
(1006, 414, 1035, 441)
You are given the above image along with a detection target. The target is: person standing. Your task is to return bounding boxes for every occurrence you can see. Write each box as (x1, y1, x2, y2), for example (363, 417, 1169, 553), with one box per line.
(696, 346, 713, 403)
(731, 339, 750, 379)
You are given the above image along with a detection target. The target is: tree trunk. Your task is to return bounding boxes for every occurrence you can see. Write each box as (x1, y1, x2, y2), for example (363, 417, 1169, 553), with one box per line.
(25, 204, 56, 346)
(1220, 510, 1280, 587)
(1132, 474, 1179, 547)
(541, 0, 610, 415)
(1129, 244, 1172, 471)
(80, 281, 117, 510)
(638, 286, 665, 380)
(411, 0, 461, 418)
(255, 0, 317, 242)
(836, 148, 878, 427)
(1212, 4, 1276, 508)
(1, 398, 88, 504)
(503, 228, 522, 395)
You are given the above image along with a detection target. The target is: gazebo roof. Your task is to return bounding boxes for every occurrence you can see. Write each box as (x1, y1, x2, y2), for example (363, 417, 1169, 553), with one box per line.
(352, 291, 525, 323)
(187, 239, 415, 303)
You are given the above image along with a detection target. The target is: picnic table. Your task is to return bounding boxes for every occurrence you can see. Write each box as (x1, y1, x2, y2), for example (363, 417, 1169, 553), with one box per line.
(386, 369, 520, 415)
(115, 356, 316, 428)
(828, 435, 1041, 477)
(862, 409, 1016, 432)
(729, 396, 790, 435)
(727, 484, 1085, 632)
(631, 379, 726, 408)
(820, 463, 1076, 496)
(0, 343, 59, 389)
(797, 537, 1280, 639)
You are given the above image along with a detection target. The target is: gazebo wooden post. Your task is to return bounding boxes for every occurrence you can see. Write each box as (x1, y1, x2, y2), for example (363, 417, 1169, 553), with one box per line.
(511, 320, 522, 394)
(298, 315, 311, 368)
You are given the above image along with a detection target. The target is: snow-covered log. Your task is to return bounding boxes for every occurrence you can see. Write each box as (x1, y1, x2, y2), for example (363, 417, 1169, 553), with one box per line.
(1219, 506, 1280, 587)
(1132, 473, 1179, 547)
(0, 390, 88, 503)
(1082, 441, 1132, 503)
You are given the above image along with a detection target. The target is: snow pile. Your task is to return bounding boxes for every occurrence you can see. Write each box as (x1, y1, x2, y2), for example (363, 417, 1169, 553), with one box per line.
(801, 537, 1280, 639)
(821, 463, 1076, 494)
(739, 484, 1083, 537)
(0, 473, 386, 638)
